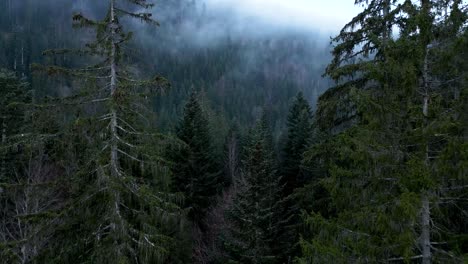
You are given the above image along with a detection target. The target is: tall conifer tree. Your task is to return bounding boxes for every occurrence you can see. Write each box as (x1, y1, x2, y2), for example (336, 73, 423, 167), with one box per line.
(223, 113, 284, 263)
(277, 92, 314, 261)
(281, 91, 313, 194)
(168, 91, 221, 224)
(299, 0, 467, 263)
(33, 1, 183, 262)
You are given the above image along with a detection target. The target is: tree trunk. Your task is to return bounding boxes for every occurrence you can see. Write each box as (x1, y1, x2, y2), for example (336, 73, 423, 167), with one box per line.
(382, 0, 391, 47)
(420, 37, 432, 264)
(109, 0, 123, 235)
(110, 0, 118, 179)
(227, 134, 239, 186)
(421, 194, 431, 264)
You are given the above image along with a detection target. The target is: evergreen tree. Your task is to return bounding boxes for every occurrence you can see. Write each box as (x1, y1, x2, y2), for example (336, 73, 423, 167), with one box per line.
(168, 91, 221, 224)
(32, 1, 183, 263)
(299, 1, 468, 263)
(281, 91, 313, 194)
(0, 69, 29, 182)
(223, 113, 284, 264)
(0, 69, 63, 264)
(275, 92, 314, 261)
(325, 0, 400, 84)
(0, 69, 31, 262)
(1, 0, 466, 262)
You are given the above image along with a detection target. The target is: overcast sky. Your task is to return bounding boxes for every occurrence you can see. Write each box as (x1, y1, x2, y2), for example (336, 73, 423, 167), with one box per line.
(202, 0, 363, 33)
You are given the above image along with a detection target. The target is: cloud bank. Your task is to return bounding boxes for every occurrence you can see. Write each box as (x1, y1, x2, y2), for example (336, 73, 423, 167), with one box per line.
(201, 0, 363, 33)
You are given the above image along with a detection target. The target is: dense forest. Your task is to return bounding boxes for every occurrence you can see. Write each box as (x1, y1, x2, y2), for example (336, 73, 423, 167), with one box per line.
(0, 0, 467, 263)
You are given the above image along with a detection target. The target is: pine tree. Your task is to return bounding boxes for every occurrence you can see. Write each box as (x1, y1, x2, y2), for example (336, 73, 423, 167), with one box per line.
(223, 113, 284, 264)
(168, 91, 221, 224)
(32, 1, 183, 262)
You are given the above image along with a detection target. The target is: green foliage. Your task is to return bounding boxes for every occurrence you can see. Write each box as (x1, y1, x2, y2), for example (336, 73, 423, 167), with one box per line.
(281, 92, 313, 194)
(223, 113, 285, 264)
(274, 92, 314, 260)
(167, 91, 222, 223)
(325, 0, 402, 84)
(0, 69, 30, 138)
(0, 69, 31, 263)
(30, 1, 185, 263)
(299, 0, 468, 263)
(1, 1, 467, 262)
(0, 69, 66, 264)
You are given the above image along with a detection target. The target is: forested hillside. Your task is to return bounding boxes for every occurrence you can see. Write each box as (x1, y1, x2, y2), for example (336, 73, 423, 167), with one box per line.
(0, 0, 331, 133)
(0, 0, 467, 263)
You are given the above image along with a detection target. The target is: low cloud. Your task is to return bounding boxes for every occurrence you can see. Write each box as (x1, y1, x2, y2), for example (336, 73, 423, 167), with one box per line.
(201, 0, 362, 33)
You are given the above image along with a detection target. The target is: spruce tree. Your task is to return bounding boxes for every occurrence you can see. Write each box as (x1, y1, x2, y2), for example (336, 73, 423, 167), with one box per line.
(223, 113, 284, 264)
(168, 91, 221, 224)
(276, 92, 313, 261)
(299, 0, 467, 263)
(325, 0, 400, 84)
(281, 91, 313, 194)
(32, 1, 183, 263)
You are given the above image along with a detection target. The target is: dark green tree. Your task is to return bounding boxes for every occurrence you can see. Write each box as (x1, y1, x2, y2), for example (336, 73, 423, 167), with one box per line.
(0, 69, 30, 181)
(281, 91, 313, 194)
(275, 92, 314, 262)
(325, 0, 402, 85)
(0, 69, 32, 262)
(223, 113, 284, 264)
(0, 69, 64, 264)
(299, 1, 468, 263)
(168, 91, 221, 224)
(32, 1, 183, 263)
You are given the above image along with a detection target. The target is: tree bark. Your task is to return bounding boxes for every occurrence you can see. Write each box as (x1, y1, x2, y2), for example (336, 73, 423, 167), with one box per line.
(421, 194, 431, 264)
(110, 0, 118, 179)
(382, 0, 391, 47)
(109, 0, 123, 236)
(420, 37, 432, 264)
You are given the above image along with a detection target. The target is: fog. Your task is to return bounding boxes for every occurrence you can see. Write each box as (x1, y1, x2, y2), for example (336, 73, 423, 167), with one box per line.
(148, 0, 363, 46)
(1, 0, 353, 124)
(202, 0, 362, 33)
(69, 0, 364, 47)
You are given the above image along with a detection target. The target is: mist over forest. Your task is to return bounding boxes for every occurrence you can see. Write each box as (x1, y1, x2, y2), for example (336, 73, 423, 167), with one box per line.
(0, 0, 467, 263)
(1, 0, 333, 132)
